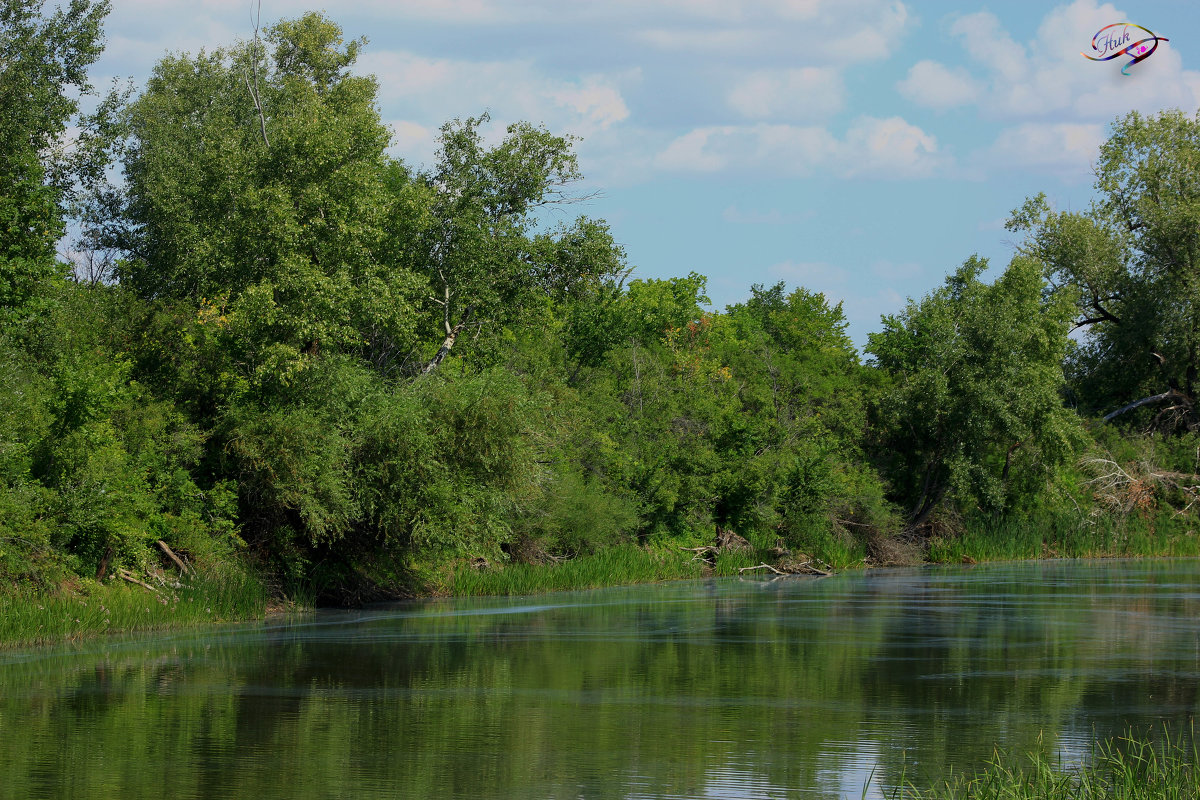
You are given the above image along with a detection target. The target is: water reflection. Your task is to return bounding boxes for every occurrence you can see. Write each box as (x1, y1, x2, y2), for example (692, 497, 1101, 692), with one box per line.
(1, 559, 1199, 799)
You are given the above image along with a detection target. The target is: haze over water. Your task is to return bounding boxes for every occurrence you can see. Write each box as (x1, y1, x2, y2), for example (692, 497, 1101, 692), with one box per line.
(2, 559, 1199, 799)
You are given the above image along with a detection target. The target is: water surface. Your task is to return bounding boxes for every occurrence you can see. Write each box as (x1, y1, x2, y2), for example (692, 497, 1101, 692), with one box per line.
(2, 559, 1199, 799)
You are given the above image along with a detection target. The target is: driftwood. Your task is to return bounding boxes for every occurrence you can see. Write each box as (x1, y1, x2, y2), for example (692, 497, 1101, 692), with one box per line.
(715, 528, 751, 551)
(157, 540, 192, 576)
(117, 568, 164, 595)
(679, 545, 718, 563)
(738, 560, 834, 577)
(682, 529, 833, 577)
(738, 563, 787, 575)
(681, 528, 754, 564)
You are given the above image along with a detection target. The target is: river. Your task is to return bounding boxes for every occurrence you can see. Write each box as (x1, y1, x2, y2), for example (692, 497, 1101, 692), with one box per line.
(2, 558, 1198, 798)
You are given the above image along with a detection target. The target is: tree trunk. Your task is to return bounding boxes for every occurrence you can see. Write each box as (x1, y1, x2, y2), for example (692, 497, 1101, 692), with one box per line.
(1103, 389, 1191, 422)
(420, 307, 473, 375)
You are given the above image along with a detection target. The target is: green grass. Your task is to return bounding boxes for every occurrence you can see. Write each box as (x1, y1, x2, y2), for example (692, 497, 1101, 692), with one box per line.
(0, 569, 269, 649)
(450, 542, 766, 597)
(927, 511, 1200, 564)
(888, 729, 1200, 799)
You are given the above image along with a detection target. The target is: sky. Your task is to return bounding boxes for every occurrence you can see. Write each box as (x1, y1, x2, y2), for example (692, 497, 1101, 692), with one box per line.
(87, 0, 1200, 349)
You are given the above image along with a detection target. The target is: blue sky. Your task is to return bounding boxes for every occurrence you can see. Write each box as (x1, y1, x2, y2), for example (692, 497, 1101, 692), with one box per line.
(90, 0, 1200, 349)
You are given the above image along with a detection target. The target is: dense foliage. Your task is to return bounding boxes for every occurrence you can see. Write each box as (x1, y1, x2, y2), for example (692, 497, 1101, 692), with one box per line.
(3, 4, 1199, 608)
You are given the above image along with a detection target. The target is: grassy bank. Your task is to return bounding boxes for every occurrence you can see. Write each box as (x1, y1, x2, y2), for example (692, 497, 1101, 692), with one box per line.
(448, 542, 775, 597)
(4, 508, 1199, 649)
(888, 730, 1200, 799)
(449, 509, 1200, 600)
(927, 510, 1200, 564)
(0, 569, 269, 649)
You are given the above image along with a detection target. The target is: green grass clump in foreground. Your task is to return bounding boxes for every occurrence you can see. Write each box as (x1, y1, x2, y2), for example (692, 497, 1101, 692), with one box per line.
(0, 570, 269, 649)
(891, 730, 1200, 799)
(450, 543, 766, 597)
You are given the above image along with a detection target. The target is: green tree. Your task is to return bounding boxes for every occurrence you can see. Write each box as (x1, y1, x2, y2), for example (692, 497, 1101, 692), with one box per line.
(867, 256, 1078, 526)
(95, 12, 424, 387)
(411, 114, 626, 373)
(1009, 109, 1200, 428)
(723, 283, 888, 553)
(0, 0, 111, 322)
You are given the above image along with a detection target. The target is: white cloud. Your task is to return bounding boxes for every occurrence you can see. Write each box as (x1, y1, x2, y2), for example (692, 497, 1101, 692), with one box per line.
(360, 50, 636, 167)
(387, 120, 438, 166)
(897, 60, 980, 109)
(898, 1, 1200, 180)
(656, 116, 942, 178)
(547, 77, 631, 130)
(948, 11, 1028, 85)
(920, 1, 1200, 122)
(632, 0, 823, 22)
(635, 28, 761, 52)
(728, 67, 844, 119)
(91, 0, 927, 189)
(843, 116, 941, 177)
(654, 123, 842, 175)
(986, 122, 1106, 178)
(633, 0, 910, 64)
(655, 128, 732, 172)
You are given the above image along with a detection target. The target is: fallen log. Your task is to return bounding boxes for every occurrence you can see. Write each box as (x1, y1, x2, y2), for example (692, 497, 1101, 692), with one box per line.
(157, 540, 192, 576)
(117, 568, 164, 595)
(740, 560, 834, 577)
(738, 563, 787, 575)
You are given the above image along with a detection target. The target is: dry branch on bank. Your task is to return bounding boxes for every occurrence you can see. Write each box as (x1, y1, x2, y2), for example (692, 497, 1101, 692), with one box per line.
(738, 563, 787, 575)
(117, 569, 164, 595)
(739, 560, 834, 577)
(1081, 455, 1200, 515)
(157, 540, 192, 576)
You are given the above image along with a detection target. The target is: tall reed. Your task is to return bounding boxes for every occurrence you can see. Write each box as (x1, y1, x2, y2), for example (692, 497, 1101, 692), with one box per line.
(889, 728, 1200, 799)
(0, 569, 268, 649)
(451, 543, 764, 597)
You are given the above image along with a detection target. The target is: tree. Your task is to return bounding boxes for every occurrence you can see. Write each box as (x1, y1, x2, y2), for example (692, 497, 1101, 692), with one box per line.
(1008, 109, 1200, 428)
(93, 12, 424, 387)
(0, 0, 111, 322)
(867, 256, 1078, 526)
(723, 284, 886, 550)
(411, 114, 626, 373)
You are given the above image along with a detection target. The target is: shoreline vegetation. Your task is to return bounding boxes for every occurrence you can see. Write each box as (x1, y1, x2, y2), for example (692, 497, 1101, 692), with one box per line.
(887, 728, 1200, 799)
(4, 0, 1200, 699)
(6, 509, 1200, 650)
(9, 4, 1200, 798)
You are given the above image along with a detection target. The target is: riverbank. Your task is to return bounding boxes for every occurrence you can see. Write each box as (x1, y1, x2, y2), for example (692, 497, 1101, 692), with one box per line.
(0, 568, 269, 649)
(3, 509, 1198, 650)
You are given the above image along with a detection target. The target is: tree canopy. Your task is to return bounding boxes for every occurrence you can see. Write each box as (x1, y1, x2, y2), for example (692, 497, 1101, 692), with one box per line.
(1009, 109, 1200, 430)
(2, 6, 1197, 606)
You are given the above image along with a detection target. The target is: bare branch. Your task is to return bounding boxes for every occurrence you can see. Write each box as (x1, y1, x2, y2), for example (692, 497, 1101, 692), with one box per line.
(244, 0, 269, 149)
(1103, 390, 1190, 423)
